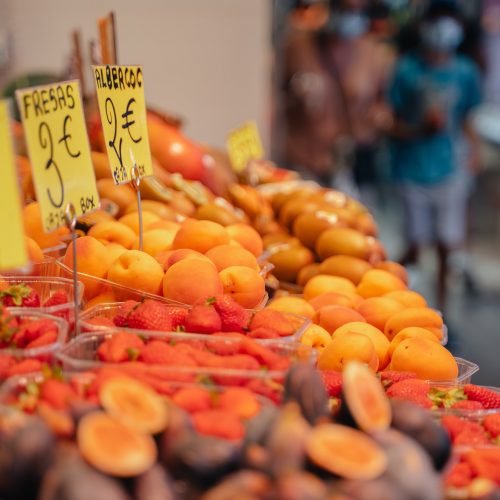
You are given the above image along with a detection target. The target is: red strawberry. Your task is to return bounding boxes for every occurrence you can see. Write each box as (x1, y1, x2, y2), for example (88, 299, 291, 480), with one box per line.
(321, 371, 343, 397)
(0, 309, 20, 346)
(112, 300, 140, 327)
(483, 413, 500, 438)
(5, 359, 42, 378)
(454, 429, 490, 446)
(0, 284, 40, 308)
(185, 304, 221, 334)
(0, 354, 16, 378)
(39, 379, 77, 411)
(380, 370, 417, 388)
(465, 448, 500, 483)
(247, 327, 280, 339)
(126, 300, 177, 331)
(249, 309, 296, 338)
(43, 289, 70, 308)
(386, 379, 432, 408)
(441, 415, 466, 441)
(25, 330, 58, 349)
(451, 400, 484, 410)
(140, 340, 197, 367)
(192, 409, 245, 441)
(166, 307, 188, 330)
(206, 295, 250, 332)
(171, 387, 212, 413)
(463, 385, 500, 409)
(444, 462, 473, 488)
(11, 319, 57, 348)
(239, 337, 281, 367)
(96, 332, 144, 362)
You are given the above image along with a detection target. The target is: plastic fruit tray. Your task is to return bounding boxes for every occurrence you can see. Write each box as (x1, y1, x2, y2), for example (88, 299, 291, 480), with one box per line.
(424, 358, 480, 387)
(0, 309, 68, 378)
(55, 329, 314, 402)
(78, 301, 310, 344)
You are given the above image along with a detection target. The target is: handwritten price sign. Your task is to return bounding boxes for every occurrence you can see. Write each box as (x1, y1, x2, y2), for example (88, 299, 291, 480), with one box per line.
(93, 65, 152, 184)
(226, 121, 264, 173)
(16, 81, 99, 233)
(0, 100, 28, 270)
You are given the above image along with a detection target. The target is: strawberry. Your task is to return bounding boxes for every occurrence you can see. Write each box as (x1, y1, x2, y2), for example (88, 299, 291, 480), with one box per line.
(140, 340, 197, 367)
(379, 370, 417, 388)
(249, 309, 296, 338)
(43, 289, 70, 308)
(0, 309, 19, 346)
(112, 300, 140, 327)
(126, 300, 179, 331)
(185, 304, 221, 334)
(192, 409, 245, 441)
(321, 371, 343, 397)
(96, 332, 144, 362)
(441, 415, 466, 441)
(444, 462, 473, 488)
(171, 387, 212, 413)
(483, 413, 500, 438)
(5, 359, 42, 378)
(0, 284, 40, 308)
(451, 400, 484, 410)
(39, 379, 77, 411)
(239, 337, 281, 367)
(206, 295, 250, 332)
(11, 318, 57, 348)
(463, 385, 500, 409)
(247, 327, 280, 340)
(0, 354, 16, 378)
(454, 429, 490, 446)
(465, 448, 500, 483)
(386, 379, 432, 409)
(25, 330, 58, 349)
(166, 307, 188, 330)
(205, 353, 260, 371)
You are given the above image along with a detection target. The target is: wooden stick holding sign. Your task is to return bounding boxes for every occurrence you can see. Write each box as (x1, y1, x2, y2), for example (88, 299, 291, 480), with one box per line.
(16, 81, 100, 335)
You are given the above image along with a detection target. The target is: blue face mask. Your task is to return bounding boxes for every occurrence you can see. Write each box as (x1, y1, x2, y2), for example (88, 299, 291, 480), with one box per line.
(327, 11, 369, 40)
(420, 17, 464, 53)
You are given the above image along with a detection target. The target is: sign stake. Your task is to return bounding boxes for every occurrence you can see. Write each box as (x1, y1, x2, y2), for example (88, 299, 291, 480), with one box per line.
(64, 203, 80, 337)
(130, 162, 143, 251)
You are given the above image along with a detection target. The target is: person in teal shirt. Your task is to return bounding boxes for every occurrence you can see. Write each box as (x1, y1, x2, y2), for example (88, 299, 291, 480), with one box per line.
(388, 0, 482, 309)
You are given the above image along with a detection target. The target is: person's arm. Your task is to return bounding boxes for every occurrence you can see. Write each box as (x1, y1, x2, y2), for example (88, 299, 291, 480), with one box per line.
(463, 117, 482, 174)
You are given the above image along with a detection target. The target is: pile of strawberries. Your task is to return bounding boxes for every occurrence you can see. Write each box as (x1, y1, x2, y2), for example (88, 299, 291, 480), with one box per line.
(0, 284, 70, 310)
(441, 413, 500, 447)
(85, 296, 302, 340)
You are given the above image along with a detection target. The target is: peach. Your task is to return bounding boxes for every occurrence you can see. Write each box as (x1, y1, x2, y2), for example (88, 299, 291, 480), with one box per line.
(107, 250, 164, 295)
(309, 291, 363, 311)
(118, 211, 161, 235)
(356, 269, 407, 299)
(315, 305, 366, 334)
(63, 236, 110, 299)
(23, 202, 68, 249)
(300, 324, 332, 353)
(163, 259, 223, 305)
(319, 255, 372, 285)
(206, 245, 259, 272)
(303, 275, 357, 301)
(226, 224, 263, 257)
(267, 296, 315, 320)
(88, 221, 136, 249)
(219, 266, 266, 309)
(96, 178, 136, 216)
(172, 220, 230, 254)
(356, 297, 406, 332)
(383, 290, 428, 309)
(132, 229, 177, 257)
(26, 237, 44, 262)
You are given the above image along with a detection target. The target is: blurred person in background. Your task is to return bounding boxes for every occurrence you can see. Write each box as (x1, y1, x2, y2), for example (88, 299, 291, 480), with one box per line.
(276, 0, 394, 196)
(387, 0, 482, 310)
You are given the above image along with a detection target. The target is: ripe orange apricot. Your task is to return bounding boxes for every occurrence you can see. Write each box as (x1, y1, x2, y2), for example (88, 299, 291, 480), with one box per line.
(303, 275, 357, 301)
(206, 245, 259, 272)
(268, 296, 316, 320)
(384, 307, 443, 341)
(226, 224, 263, 257)
(309, 291, 363, 311)
(356, 297, 406, 332)
(300, 324, 332, 353)
(388, 327, 440, 358)
(88, 221, 136, 249)
(319, 255, 372, 285)
(383, 290, 427, 308)
(315, 305, 366, 334)
(219, 266, 266, 309)
(374, 261, 409, 285)
(356, 269, 407, 299)
(173, 219, 230, 254)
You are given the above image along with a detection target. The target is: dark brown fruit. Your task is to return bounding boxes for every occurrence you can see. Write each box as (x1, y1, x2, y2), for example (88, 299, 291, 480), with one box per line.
(134, 463, 178, 500)
(200, 470, 272, 500)
(276, 471, 328, 500)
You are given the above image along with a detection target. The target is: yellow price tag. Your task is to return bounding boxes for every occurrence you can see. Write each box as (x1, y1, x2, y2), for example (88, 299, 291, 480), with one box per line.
(16, 81, 99, 233)
(0, 100, 28, 271)
(92, 65, 153, 184)
(226, 121, 264, 173)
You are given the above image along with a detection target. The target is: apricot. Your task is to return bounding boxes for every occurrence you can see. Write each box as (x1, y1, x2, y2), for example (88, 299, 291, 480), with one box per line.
(309, 291, 363, 311)
(105, 243, 128, 268)
(356, 297, 406, 331)
(155, 249, 174, 269)
(83, 290, 117, 310)
(297, 263, 321, 287)
(389, 337, 458, 380)
(88, 221, 136, 249)
(194, 203, 241, 226)
(163, 259, 223, 305)
(303, 274, 357, 301)
(63, 236, 110, 299)
(172, 219, 230, 254)
(23, 202, 67, 249)
(316, 227, 369, 261)
(206, 245, 259, 272)
(356, 269, 407, 299)
(333, 321, 390, 370)
(164, 249, 213, 271)
(91, 150, 112, 179)
(354, 211, 378, 237)
(226, 224, 263, 257)
(315, 305, 366, 334)
(384, 290, 428, 309)
(262, 233, 298, 249)
(300, 324, 332, 353)
(374, 261, 409, 285)
(317, 332, 379, 372)
(219, 266, 266, 309)
(268, 244, 315, 283)
(77, 411, 157, 477)
(132, 229, 178, 256)
(125, 199, 177, 221)
(388, 327, 440, 358)
(384, 307, 443, 341)
(366, 237, 387, 264)
(319, 255, 372, 285)
(107, 250, 164, 295)
(97, 178, 136, 216)
(145, 220, 181, 232)
(26, 237, 44, 262)
(118, 211, 161, 235)
(292, 211, 344, 250)
(279, 198, 321, 229)
(268, 296, 315, 320)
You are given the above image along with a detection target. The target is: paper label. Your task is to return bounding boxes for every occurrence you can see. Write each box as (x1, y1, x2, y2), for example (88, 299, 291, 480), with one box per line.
(227, 121, 264, 172)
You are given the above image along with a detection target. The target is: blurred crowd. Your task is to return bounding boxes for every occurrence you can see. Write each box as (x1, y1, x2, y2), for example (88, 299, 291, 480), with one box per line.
(272, 0, 499, 309)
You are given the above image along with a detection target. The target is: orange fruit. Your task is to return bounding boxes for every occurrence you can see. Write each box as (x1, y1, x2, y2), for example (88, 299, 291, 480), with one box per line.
(356, 297, 406, 332)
